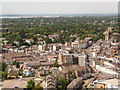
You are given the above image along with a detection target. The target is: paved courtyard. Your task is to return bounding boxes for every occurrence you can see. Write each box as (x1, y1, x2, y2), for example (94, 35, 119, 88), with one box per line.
(2, 79, 27, 88)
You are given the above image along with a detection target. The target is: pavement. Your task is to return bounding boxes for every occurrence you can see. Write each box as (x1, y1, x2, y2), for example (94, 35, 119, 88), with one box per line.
(2, 79, 27, 88)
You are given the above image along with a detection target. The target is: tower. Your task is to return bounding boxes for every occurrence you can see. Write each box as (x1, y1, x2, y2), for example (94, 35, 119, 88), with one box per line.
(104, 27, 111, 41)
(105, 30, 109, 41)
(104, 27, 113, 41)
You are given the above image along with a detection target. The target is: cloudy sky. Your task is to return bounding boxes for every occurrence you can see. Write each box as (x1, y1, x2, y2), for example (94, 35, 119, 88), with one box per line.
(1, 0, 119, 15)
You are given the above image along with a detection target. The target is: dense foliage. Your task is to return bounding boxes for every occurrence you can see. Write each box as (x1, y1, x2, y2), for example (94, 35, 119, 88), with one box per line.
(0, 62, 8, 80)
(34, 83, 43, 90)
(26, 80, 43, 90)
(57, 76, 69, 90)
(12, 61, 20, 68)
(26, 80, 35, 89)
(2, 16, 118, 46)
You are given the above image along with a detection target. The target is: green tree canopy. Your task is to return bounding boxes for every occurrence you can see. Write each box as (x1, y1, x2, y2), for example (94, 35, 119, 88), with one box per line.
(34, 83, 43, 90)
(12, 61, 20, 68)
(45, 38, 52, 44)
(26, 80, 35, 89)
(57, 76, 69, 90)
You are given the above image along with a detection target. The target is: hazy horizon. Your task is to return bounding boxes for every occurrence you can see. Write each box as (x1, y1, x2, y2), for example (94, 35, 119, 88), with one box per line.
(1, 13, 118, 15)
(1, 2, 118, 15)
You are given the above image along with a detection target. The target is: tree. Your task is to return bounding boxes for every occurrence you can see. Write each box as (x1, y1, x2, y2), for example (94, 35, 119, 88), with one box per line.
(18, 41, 30, 47)
(2, 16, 118, 47)
(0, 62, 7, 71)
(45, 38, 52, 44)
(26, 80, 35, 88)
(2, 71, 8, 79)
(57, 76, 69, 90)
(92, 36, 99, 42)
(0, 47, 2, 53)
(12, 43, 18, 47)
(52, 60, 58, 67)
(0, 62, 8, 80)
(54, 37, 65, 44)
(19, 69, 23, 76)
(12, 61, 20, 68)
(34, 83, 43, 90)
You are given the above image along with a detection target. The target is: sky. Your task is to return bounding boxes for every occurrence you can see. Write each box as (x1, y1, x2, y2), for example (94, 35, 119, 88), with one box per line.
(1, 0, 119, 15)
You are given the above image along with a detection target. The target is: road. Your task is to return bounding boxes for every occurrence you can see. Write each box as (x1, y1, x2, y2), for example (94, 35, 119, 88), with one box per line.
(83, 77, 94, 88)
(87, 72, 99, 88)
(82, 58, 99, 88)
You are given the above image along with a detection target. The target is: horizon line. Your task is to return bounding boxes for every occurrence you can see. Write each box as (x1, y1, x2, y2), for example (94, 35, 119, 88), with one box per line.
(1, 13, 118, 16)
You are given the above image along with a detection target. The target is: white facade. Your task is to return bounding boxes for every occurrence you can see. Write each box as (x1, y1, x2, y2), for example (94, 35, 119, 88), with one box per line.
(91, 52, 97, 58)
(78, 53, 87, 66)
(104, 61, 115, 68)
(53, 45, 56, 51)
(96, 65, 118, 75)
(38, 45, 43, 51)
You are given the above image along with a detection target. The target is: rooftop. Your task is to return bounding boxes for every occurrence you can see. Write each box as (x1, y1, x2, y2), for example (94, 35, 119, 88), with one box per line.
(94, 78, 120, 87)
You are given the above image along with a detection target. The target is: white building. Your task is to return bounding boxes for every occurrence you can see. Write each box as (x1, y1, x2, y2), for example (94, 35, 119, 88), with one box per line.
(96, 65, 118, 75)
(53, 45, 56, 51)
(78, 52, 88, 67)
(25, 39, 34, 44)
(94, 79, 120, 89)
